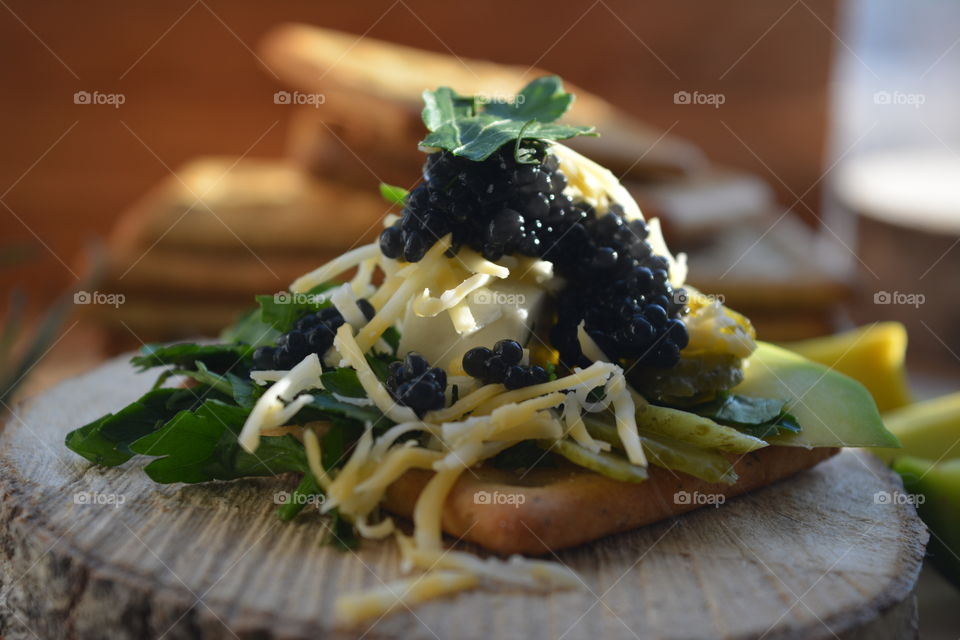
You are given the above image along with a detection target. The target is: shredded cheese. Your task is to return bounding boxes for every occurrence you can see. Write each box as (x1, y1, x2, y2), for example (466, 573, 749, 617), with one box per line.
(331, 283, 368, 328)
(355, 235, 452, 352)
(303, 429, 331, 491)
(334, 571, 479, 627)
(334, 324, 417, 424)
(425, 384, 505, 423)
(474, 361, 616, 414)
(290, 242, 379, 293)
(238, 353, 322, 453)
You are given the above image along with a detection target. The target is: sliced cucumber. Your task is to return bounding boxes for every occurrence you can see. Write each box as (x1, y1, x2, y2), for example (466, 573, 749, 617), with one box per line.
(537, 438, 648, 483)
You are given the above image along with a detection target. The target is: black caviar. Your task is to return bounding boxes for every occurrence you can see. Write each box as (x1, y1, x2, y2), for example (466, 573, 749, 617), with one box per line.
(386, 353, 447, 416)
(462, 340, 549, 390)
(251, 299, 375, 370)
(379, 141, 688, 369)
(378, 141, 584, 263)
(549, 206, 688, 368)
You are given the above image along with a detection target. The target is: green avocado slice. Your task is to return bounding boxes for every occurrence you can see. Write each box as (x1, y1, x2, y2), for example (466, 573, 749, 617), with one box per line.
(732, 342, 899, 448)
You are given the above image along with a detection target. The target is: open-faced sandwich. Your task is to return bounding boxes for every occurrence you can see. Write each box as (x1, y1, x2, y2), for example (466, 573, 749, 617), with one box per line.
(66, 77, 899, 625)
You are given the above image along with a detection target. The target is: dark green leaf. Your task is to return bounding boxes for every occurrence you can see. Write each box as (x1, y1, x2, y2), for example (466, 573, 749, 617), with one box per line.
(299, 393, 388, 427)
(379, 183, 409, 206)
(132, 343, 250, 373)
(256, 283, 337, 333)
(702, 394, 785, 426)
(380, 326, 401, 355)
(485, 75, 574, 123)
(129, 400, 308, 484)
(736, 412, 803, 440)
(65, 388, 199, 466)
(688, 393, 803, 440)
(171, 362, 259, 408)
(277, 473, 322, 521)
(320, 368, 366, 397)
(220, 308, 280, 348)
(491, 441, 557, 470)
(419, 76, 596, 161)
(324, 509, 360, 550)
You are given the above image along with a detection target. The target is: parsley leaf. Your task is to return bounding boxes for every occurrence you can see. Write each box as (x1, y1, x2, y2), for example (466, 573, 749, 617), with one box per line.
(690, 393, 803, 440)
(64, 387, 201, 466)
(129, 400, 308, 484)
(419, 76, 596, 161)
(379, 183, 409, 206)
(132, 343, 251, 373)
(256, 283, 337, 333)
(220, 308, 280, 348)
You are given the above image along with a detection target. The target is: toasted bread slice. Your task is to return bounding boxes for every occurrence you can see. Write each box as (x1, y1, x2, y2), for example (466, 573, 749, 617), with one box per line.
(384, 446, 838, 555)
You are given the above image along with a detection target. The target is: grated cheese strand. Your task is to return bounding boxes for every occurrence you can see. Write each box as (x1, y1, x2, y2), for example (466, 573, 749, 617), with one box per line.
(474, 362, 617, 414)
(355, 235, 452, 352)
(334, 571, 478, 627)
(290, 242, 379, 293)
(303, 429, 331, 491)
(413, 467, 466, 551)
(331, 283, 368, 328)
(334, 324, 418, 424)
(238, 353, 323, 453)
(609, 373, 647, 466)
(425, 384, 505, 423)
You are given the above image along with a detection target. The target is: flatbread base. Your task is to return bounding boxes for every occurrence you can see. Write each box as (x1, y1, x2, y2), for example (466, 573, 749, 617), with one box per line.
(383, 446, 839, 555)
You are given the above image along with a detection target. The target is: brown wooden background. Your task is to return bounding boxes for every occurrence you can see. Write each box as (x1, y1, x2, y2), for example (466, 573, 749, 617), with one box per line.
(0, 0, 838, 307)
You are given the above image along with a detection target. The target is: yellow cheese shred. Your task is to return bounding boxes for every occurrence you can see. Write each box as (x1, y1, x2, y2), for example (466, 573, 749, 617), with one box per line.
(334, 571, 479, 627)
(290, 242, 379, 293)
(334, 324, 417, 424)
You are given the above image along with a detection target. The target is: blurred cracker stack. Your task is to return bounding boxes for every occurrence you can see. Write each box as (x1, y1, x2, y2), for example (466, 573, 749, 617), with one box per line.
(96, 22, 850, 344)
(95, 157, 385, 345)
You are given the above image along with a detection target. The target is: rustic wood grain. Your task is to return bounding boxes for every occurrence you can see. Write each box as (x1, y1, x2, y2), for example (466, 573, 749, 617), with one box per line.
(0, 355, 927, 640)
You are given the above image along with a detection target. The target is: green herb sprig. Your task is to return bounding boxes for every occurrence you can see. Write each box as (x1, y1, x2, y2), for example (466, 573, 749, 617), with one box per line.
(419, 76, 596, 162)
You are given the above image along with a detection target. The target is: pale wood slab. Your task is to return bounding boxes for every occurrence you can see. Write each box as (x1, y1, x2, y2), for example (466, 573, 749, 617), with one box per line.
(0, 355, 927, 640)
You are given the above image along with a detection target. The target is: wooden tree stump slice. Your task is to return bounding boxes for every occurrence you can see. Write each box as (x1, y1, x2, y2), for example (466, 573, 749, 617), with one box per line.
(0, 355, 928, 640)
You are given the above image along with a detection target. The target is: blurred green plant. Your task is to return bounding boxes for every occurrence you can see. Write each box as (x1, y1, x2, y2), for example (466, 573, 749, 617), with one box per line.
(0, 242, 75, 406)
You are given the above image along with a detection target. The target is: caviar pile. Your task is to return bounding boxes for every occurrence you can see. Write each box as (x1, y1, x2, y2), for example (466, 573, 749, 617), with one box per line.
(251, 300, 374, 370)
(385, 353, 448, 416)
(549, 208, 688, 368)
(378, 141, 584, 263)
(378, 141, 688, 369)
(462, 340, 549, 390)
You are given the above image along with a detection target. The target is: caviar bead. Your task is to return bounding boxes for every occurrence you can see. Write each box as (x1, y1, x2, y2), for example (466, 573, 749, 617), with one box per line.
(493, 339, 523, 366)
(379, 226, 403, 259)
(252, 346, 275, 370)
(463, 347, 492, 378)
(385, 352, 448, 417)
(504, 365, 530, 390)
(402, 231, 428, 262)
